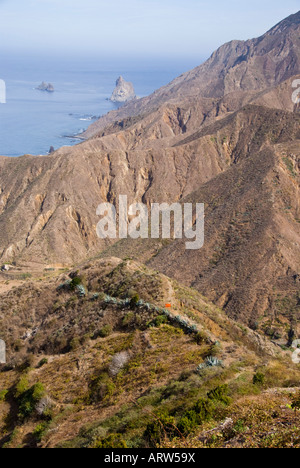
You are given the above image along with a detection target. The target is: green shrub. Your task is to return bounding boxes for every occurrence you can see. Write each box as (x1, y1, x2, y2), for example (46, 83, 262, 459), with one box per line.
(0, 389, 8, 402)
(149, 315, 168, 328)
(33, 422, 49, 442)
(92, 433, 127, 449)
(88, 374, 115, 404)
(18, 354, 35, 372)
(208, 343, 221, 357)
(15, 381, 46, 420)
(97, 325, 113, 338)
(32, 383, 45, 401)
(69, 337, 80, 351)
(194, 331, 210, 345)
(178, 410, 201, 434)
(253, 372, 265, 386)
(194, 397, 215, 420)
(207, 384, 231, 405)
(174, 396, 215, 438)
(70, 276, 82, 290)
(130, 294, 140, 308)
(291, 393, 300, 411)
(14, 376, 30, 398)
(233, 419, 247, 434)
(145, 412, 176, 445)
(37, 358, 48, 368)
(155, 315, 168, 327)
(122, 312, 135, 326)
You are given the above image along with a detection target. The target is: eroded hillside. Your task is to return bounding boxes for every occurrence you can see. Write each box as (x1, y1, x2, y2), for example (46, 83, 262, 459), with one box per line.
(0, 259, 298, 448)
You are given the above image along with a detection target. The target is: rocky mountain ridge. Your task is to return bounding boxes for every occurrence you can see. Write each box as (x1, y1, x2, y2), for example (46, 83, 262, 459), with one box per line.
(0, 12, 299, 332)
(0, 12, 300, 449)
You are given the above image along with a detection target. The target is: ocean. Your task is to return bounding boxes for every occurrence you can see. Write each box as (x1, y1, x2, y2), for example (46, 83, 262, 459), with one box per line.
(0, 53, 200, 157)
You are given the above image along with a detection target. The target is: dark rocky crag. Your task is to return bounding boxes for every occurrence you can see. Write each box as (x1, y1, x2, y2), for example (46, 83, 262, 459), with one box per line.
(110, 76, 136, 103)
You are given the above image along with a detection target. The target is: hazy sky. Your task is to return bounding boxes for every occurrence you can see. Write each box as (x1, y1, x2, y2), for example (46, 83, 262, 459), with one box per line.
(0, 0, 299, 60)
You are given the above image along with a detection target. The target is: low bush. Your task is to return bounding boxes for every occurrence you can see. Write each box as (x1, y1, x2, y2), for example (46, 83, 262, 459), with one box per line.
(194, 397, 215, 420)
(122, 312, 135, 326)
(253, 372, 265, 386)
(130, 294, 140, 308)
(88, 373, 115, 405)
(18, 354, 35, 372)
(0, 389, 8, 401)
(97, 325, 113, 338)
(69, 337, 80, 351)
(15, 380, 46, 420)
(92, 433, 127, 448)
(149, 315, 168, 328)
(291, 393, 300, 412)
(178, 398, 214, 435)
(33, 421, 50, 442)
(14, 376, 30, 398)
(207, 385, 231, 406)
(37, 358, 48, 368)
(194, 331, 210, 345)
(177, 410, 201, 434)
(145, 412, 177, 445)
(70, 276, 82, 290)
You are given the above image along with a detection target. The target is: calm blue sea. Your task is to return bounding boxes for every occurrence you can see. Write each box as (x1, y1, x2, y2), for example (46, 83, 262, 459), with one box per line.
(0, 53, 200, 157)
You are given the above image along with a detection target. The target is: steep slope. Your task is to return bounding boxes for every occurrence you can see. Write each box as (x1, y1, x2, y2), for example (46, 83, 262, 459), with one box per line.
(82, 11, 300, 139)
(149, 139, 300, 329)
(1, 258, 298, 449)
(0, 130, 225, 264)
(0, 13, 300, 449)
(96, 105, 300, 334)
(0, 13, 299, 333)
(0, 107, 299, 333)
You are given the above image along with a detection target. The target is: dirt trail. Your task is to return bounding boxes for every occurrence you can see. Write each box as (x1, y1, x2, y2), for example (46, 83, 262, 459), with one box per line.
(160, 275, 213, 337)
(0, 279, 25, 294)
(162, 276, 177, 307)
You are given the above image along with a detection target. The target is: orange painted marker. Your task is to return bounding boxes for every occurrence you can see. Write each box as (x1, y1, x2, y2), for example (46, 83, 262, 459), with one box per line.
(165, 304, 172, 308)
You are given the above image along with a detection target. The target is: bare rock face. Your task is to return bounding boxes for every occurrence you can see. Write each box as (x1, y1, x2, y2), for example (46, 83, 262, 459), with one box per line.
(110, 76, 136, 103)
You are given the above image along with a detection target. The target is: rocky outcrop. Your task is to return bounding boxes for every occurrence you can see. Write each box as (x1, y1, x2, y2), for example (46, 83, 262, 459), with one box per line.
(110, 76, 136, 103)
(36, 82, 54, 93)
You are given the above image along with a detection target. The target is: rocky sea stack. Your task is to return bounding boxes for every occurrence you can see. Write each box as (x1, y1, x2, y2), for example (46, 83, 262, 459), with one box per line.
(110, 76, 136, 103)
(36, 82, 55, 93)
